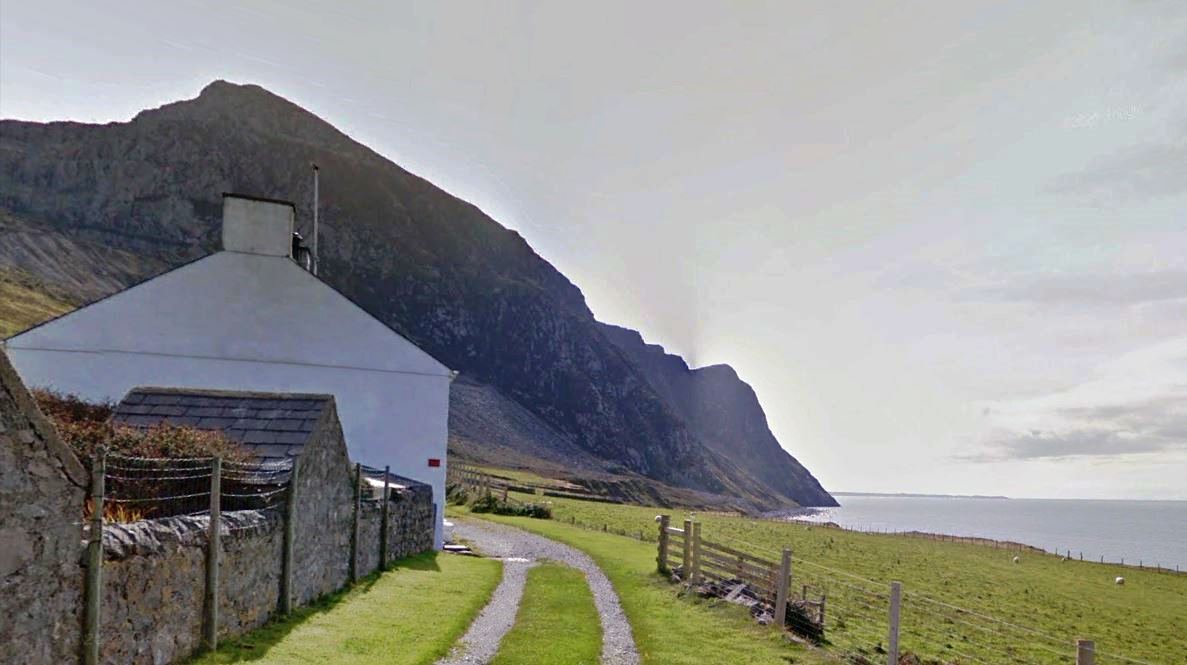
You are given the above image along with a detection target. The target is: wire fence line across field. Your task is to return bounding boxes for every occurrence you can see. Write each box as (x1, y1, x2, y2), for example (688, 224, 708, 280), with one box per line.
(552, 509, 1167, 665)
(707, 529, 1104, 663)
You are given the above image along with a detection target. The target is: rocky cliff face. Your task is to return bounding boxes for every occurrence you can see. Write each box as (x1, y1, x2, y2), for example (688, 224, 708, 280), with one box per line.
(0, 80, 835, 509)
(599, 324, 837, 507)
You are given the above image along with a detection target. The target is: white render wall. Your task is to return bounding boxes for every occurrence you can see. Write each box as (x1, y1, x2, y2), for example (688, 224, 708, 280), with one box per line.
(5, 251, 451, 548)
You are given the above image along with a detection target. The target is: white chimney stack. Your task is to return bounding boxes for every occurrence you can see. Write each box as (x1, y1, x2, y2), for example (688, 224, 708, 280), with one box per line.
(221, 194, 296, 257)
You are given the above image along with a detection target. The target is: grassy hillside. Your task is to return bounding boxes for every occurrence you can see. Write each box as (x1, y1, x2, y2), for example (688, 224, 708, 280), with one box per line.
(517, 493, 1186, 664)
(0, 270, 74, 338)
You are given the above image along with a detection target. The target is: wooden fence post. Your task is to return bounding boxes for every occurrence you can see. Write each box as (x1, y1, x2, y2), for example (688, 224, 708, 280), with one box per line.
(774, 548, 791, 629)
(1077, 639, 1095, 665)
(203, 457, 222, 651)
(657, 515, 670, 574)
(887, 581, 902, 665)
(379, 465, 390, 570)
(280, 460, 298, 614)
(83, 447, 105, 665)
(350, 462, 361, 583)
(681, 519, 692, 580)
(691, 521, 702, 585)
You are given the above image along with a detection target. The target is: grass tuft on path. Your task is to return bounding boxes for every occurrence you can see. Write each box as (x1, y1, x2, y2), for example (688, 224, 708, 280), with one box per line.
(453, 508, 827, 665)
(490, 563, 601, 665)
(189, 552, 501, 665)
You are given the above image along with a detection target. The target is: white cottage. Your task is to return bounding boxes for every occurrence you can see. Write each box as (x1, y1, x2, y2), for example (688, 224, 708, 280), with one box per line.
(3, 194, 453, 547)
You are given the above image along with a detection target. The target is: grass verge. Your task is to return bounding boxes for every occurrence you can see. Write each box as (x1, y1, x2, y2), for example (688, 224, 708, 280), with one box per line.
(511, 495, 1187, 664)
(490, 563, 601, 665)
(189, 552, 501, 665)
(453, 507, 828, 665)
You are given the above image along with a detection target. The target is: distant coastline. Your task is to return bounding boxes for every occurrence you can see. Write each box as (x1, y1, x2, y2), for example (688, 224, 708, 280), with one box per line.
(833, 491, 1009, 500)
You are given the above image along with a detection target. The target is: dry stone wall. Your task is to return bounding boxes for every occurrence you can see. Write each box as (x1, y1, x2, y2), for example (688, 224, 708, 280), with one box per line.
(291, 407, 353, 604)
(355, 483, 434, 574)
(0, 351, 87, 665)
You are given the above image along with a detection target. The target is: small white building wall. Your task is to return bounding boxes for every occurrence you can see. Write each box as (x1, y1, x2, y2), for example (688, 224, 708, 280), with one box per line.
(5, 251, 451, 548)
(5, 348, 448, 548)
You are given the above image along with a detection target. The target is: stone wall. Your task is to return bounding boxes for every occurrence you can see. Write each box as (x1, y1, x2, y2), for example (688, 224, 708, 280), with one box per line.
(93, 488, 433, 665)
(291, 404, 353, 605)
(0, 350, 87, 665)
(356, 481, 436, 575)
(98, 511, 285, 665)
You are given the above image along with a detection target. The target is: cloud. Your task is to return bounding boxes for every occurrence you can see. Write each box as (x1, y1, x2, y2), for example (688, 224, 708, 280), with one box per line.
(968, 271, 1187, 307)
(1048, 143, 1187, 201)
(967, 337, 1187, 462)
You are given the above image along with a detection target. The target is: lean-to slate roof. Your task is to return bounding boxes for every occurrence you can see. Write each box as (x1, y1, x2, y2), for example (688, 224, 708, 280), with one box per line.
(111, 387, 332, 464)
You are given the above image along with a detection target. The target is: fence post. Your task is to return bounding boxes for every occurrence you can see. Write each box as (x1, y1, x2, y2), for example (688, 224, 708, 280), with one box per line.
(691, 521, 702, 585)
(887, 581, 902, 665)
(379, 465, 390, 570)
(83, 447, 106, 665)
(1077, 639, 1095, 665)
(657, 515, 670, 574)
(774, 547, 791, 629)
(280, 460, 298, 614)
(681, 519, 692, 580)
(203, 456, 222, 652)
(350, 462, 361, 583)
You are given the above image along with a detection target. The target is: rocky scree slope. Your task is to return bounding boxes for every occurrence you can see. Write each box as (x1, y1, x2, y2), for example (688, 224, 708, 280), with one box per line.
(0, 80, 835, 510)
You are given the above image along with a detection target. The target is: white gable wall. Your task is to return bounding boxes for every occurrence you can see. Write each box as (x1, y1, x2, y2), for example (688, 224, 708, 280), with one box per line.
(5, 251, 450, 547)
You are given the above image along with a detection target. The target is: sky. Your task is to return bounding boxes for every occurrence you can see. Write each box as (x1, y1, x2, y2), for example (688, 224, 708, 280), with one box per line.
(2, 1, 1185, 500)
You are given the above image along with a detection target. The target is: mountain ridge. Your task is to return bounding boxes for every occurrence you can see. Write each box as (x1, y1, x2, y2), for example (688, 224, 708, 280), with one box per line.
(0, 79, 835, 510)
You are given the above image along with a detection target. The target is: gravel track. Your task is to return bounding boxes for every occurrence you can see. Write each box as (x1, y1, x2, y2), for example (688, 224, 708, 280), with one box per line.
(437, 518, 640, 665)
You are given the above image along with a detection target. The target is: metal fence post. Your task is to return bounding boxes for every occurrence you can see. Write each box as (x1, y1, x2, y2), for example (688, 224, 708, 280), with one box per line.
(656, 515, 670, 574)
(691, 521, 702, 585)
(379, 465, 390, 570)
(350, 462, 361, 583)
(1077, 639, 1095, 665)
(775, 548, 791, 629)
(887, 581, 902, 665)
(681, 519, 692, 580)
(203, 457, 221, 651)
(280, 460, 298, 614)
(83, 447, 106, 665)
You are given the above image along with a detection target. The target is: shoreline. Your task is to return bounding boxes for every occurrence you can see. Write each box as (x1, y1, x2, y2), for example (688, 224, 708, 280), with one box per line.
(765, 511, 1185, 575)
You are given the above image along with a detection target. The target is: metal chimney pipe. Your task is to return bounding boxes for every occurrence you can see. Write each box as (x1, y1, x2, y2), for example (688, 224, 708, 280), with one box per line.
(312, 163, 320, 275)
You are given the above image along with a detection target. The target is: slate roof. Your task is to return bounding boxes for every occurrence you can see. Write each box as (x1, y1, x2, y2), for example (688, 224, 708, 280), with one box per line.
(112, 387, 333, 464)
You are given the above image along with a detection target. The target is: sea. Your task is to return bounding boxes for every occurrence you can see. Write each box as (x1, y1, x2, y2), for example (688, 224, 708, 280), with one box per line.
(784, 495, 1187, 571)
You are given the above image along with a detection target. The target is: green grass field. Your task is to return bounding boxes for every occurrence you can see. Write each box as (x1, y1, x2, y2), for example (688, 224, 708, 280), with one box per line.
(455, 508, 830, 665)
(491, 563, 601, 665)
(189, 552, 502, 665)
(506, 494, 1186, 664)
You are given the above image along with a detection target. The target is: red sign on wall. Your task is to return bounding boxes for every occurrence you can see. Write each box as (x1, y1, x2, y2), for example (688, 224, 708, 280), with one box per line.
(427, 458, 441, 468)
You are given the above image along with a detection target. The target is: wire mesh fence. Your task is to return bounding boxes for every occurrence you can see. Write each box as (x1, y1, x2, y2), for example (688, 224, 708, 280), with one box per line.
(100, 453, 292, 523)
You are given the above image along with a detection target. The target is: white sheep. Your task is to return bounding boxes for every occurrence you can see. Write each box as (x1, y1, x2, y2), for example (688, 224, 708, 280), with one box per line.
(1115, 576, 1125, 585)
(1012, 556, 1020, 564)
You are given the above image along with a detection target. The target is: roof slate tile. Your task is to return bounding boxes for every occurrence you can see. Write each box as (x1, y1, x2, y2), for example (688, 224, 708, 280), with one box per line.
(113, 388, 331, 462)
